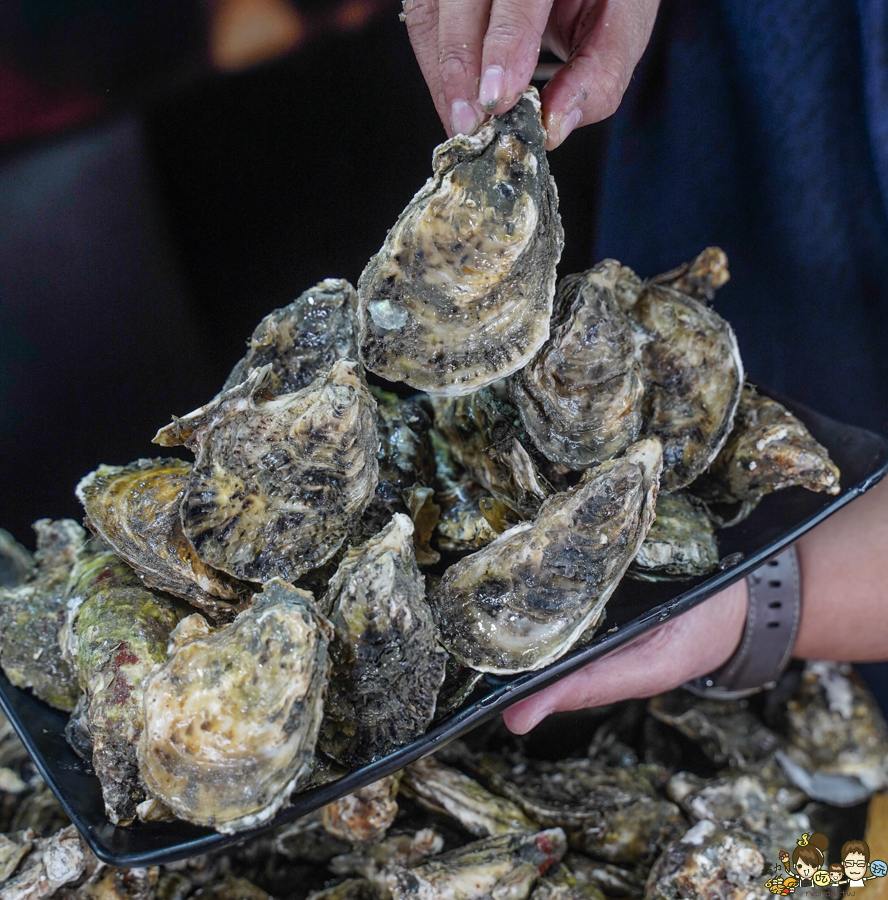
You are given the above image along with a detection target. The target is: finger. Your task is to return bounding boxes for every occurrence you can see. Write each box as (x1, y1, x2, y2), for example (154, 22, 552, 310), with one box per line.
(541, 0, 660, 149)
(502, 579, 748, 734)
(477, 0, 555, 115)
(437, 0, 492, 135)
(403, 0, 451, 133)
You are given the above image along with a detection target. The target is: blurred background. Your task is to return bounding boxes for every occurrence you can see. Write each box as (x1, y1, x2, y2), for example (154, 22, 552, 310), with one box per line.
(0, 0, 605, 547)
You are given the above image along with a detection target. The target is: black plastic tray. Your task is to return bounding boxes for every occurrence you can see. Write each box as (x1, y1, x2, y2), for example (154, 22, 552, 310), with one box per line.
(1, 388, 886, 866)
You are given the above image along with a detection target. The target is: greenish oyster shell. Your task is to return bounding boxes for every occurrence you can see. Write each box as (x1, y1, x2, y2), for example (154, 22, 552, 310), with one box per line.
(629, 491, 719, 581)
(381, 828, 567, 900)
(223, 278, 360, 396)
(358, 88, 563, 396)
(615, 267, 744, 492)
(76, 458, 251, 622)
(429, 439, 662, 674)
(62, 550, 185, 824)
(137, 579, 332, 834)
(430, 389, 550, 519)
(153, 360, 379, 584)
(648, 246, 730, 303)
(0, 519, 85, 712)
(509, 260, 645, 469)
(693, 385, 840, 516)
(319, 514, 447, 767)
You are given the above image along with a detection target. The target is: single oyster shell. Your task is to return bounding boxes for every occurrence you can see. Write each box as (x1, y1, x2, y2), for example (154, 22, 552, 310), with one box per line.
(62, 551, 185, 824)
(0, 519, 85, 711)
(358, 88, 563, 395)
(429, 439, 662, 674)
(319, 775, 400, 845)
(329, 827, 445, 883)
(628, 491, 719, 581)
(319, 514, 447, 767)
(154, 361, 379, 584)
(693, 385, 840, 521)
(223, 278, 360, 396)
(137, 579, 332, 833)
(381, 828, 567, 900)
(509, 260, 644, 469)
(648, 246, 730, 303)
(430, 389, 550, 518)
(76, 459, 250, 621)
(430, 430, 498, 553)
(615, 269, 744, 491)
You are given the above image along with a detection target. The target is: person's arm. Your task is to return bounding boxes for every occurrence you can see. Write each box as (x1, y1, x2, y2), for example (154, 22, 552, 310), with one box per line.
(504, 476, 888, 734)
(402, 0, 661, 149)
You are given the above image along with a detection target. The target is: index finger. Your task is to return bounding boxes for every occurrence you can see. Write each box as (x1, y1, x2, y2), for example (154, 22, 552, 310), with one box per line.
(436, 0, 491, 135)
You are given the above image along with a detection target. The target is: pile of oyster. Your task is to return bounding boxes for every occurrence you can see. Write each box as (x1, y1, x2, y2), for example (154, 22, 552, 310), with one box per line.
(0, 88, 842, 835)
(0, 661, 885, 899)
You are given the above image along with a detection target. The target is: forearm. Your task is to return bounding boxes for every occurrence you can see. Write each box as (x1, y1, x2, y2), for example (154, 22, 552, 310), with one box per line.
(792, 475, 888, 660)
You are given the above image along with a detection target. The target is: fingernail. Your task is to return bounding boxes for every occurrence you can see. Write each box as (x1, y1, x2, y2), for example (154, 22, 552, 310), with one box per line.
(479, 65, 505, 111)
(450, 99, 480, 136)
(560, 107, 583, 142)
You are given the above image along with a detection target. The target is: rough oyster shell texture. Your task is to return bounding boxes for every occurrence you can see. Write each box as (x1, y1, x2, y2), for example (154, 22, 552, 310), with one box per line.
(429, 438, 663, 674)
(222, 278, 360, 397)
(319, 514, 447, 767)
(509, 259, 645, 469)
(137, 579, 332, 833)
(76, 458, 250, 622)
(154, 360, 379, 584)
(358, 88, 563, 395)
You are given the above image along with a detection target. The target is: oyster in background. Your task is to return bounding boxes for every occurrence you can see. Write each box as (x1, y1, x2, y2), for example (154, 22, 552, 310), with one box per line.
(509, 260, 644, 469)
(223, 278, 360, 396)
(154, 361, 379, 584)
(629, 492, 719, 581)
(430, 439, 662, 674)
(431, 389, 550, 518)
(649, 246, 730, 303)
(777, 661, 888, 806)
(319, 514, 447, 767)
(0, 519, 84, 712)
(693, 384, 840, 523)
(0, 529, 32, 589)
(62, 551, 185, 824)
(381, 828, 567, 900)
(319, 776, 400, 845)
(76, 459, 250, 622)
(616, 271, 743, 491)
(358, 88, 563, 395)
(138, 579, 332, 833)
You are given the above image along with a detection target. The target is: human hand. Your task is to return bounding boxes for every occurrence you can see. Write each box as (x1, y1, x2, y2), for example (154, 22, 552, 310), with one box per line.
(402, 0, 661, 149)
(502, 578, 749, 734)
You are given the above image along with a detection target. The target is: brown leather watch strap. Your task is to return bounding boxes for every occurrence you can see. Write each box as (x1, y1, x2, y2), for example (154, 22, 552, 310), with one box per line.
(686, 545, 801, 699)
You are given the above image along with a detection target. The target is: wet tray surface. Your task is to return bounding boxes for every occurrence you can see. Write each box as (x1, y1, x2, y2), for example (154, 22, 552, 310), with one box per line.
(1, 388, 886, 867)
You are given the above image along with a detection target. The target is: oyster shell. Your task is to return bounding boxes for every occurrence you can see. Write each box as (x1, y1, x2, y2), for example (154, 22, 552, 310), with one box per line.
(62, 551, 185, 824)
(154, 360, 379, 584)
(381, 828, 567, 900)
(358, 88, 563, 395)
(429, 439, 662, 674)
(223, 278, 360, 396)
(693, 385, 840, 521)
(76, 459, 250, 621)
(320, 776, 400, 845)
(648, 246, 730, 303)
(628, 491, 719, 581)
(0, 529, 32, 589)
(615, 268, 744, 491)
(137, 579, 332, 833)
(509, 260, 645, 469)
(0, 519, 85, 712)
(319, 514, 447, 767)
(430, 389, 550, 518)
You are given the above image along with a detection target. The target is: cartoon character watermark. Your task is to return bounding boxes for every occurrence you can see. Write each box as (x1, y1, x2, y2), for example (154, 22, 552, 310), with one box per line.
(763, 832, 887, 895)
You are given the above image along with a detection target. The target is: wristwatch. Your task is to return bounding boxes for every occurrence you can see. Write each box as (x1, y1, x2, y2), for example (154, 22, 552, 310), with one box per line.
(686, 544, 801, 699)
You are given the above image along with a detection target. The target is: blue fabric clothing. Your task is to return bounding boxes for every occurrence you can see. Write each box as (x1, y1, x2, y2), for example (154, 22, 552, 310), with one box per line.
(594, 0, 888, 436)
